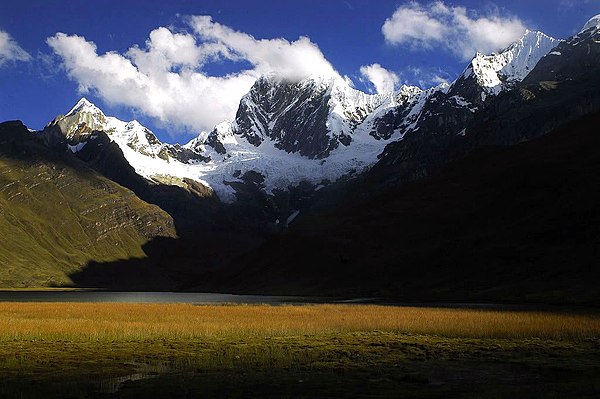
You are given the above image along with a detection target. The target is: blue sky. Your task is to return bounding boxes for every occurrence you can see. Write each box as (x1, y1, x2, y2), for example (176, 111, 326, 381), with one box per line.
(0, 0, 597, 143)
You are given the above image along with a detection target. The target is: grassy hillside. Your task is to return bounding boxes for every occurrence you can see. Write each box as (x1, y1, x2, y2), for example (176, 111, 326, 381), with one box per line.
(0, 121, 176, 287)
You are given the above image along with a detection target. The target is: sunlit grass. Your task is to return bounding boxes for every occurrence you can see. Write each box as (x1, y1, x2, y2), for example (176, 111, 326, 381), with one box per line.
(0, 303, 598, 342)
(0, 302, 598, 387)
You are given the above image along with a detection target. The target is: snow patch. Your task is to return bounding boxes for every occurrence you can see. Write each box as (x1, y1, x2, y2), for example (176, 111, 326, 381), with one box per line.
(286, 210, 300, 226)
(67, 142, 87, 153)
(450, 96, 477, 113)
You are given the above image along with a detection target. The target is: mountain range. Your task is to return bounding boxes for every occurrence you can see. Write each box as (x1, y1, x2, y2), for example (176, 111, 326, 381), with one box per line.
(1, 16, 599, 303)
(40, 29, 560, 203)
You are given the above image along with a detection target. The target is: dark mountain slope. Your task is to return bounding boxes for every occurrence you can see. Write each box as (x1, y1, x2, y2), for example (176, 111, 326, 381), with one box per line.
(0, 121, 176, 287)
(369, 24, 600, 190)
(219, 111, 600, 304)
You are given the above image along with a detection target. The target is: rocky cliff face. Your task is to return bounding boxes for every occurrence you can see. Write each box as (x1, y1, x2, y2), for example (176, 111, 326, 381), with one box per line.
(232, 75, 422, 158)
(234, 76, 337, 158)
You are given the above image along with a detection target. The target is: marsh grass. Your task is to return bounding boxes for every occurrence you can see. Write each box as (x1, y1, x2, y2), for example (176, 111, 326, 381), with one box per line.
(0, 303, 598, 342)
(1, 303, 599, 399)
(0, 302, 599, 381)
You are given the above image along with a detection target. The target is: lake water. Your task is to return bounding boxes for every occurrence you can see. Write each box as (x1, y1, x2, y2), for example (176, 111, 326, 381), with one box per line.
(0, 291, 575, 311)
(0, 290, 309, 304)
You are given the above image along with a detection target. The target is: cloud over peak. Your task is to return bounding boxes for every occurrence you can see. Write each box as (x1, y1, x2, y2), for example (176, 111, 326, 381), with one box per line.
(359, 64, 399, 94)
(382, 1, 527, 60)
(47, 16, 339, 135)
(189, 16, 338, 81)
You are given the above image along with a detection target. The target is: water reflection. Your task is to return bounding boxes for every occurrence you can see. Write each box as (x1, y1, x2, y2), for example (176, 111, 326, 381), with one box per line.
(0, 363, 170, 398)
(0, 291, 305, 304)
(97, 363, 168, 394)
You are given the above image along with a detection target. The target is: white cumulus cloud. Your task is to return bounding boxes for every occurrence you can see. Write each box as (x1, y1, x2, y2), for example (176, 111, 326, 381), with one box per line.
(47, 16, 339, 135)
(359, 64, 399, 94)
(189, 16, 338, 81)
(382, 1, 527, 60)
(0, 30, 31, 65)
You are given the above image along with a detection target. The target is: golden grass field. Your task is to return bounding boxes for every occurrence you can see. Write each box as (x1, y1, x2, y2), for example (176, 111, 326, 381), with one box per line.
(0, 303, 598, 341)
(1, 303, 599, 398)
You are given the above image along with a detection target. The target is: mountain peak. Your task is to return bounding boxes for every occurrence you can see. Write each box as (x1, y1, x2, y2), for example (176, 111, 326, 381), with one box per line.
(467, 29, 559, 92)
(66, 97, 105, 117)
(581, 14, 600, 34)
(520, 29, 554, 44)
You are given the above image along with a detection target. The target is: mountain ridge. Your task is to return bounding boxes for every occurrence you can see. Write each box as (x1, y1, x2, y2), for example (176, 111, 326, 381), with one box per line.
(41, 28, 561, 204)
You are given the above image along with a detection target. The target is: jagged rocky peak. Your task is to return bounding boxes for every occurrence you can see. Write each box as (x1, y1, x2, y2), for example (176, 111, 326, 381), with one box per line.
(50, 99, 163, 153)
(42, 98, 214, 195)
(395, 85, 424, 101)
(232, 73, 422, 159)
(233, 74, 343, 158)
(373, 30, 563, 163)
(523, 15, 600, 85)
(185, 121, 234, 156)
(43, 98, 179, 166)
(442, 29, 559, 111)
(51, 97, 108, 139)
(66, 97, 104, 118)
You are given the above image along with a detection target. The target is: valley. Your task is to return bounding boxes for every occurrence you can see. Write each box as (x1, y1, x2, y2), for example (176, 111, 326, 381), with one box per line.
(0, 7, 599, 398)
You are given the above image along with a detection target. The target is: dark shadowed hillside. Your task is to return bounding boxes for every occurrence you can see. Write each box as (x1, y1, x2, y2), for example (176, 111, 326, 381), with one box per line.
(218, 112, 600, 304)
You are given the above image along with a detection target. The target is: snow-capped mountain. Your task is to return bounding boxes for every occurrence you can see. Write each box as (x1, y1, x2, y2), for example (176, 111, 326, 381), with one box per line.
(45, 98, 208, 187)
(232, 74, 423, 158)
(44, 75, 437, 202)
(467, 30, 559, 94)
(447, 30, 559, 108)
(42, 28, 562, 203)
(523, 15, 600, 86)
(61, 98, 167, 159)
(373, 16, 600, 188)
(45, 90, 418, 202)
(581, 14, 600, 33)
